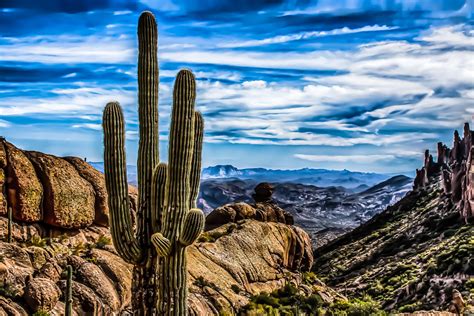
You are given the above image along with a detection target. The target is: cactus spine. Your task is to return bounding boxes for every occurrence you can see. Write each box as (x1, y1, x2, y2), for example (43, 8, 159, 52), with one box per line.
(103, 11, 205, 315)
(65, 265, 73, 316)
(7, 206, 12, 243)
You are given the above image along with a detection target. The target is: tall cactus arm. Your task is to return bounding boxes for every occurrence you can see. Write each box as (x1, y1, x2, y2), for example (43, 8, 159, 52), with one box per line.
(137, 11, 159, 246)
(189, 111, 204, 209)
(151, 162, 167, 233)
(103, 102, 142, 263)
(162, 69, 196, 238)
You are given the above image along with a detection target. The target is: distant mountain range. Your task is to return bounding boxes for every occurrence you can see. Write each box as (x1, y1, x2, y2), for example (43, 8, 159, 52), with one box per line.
(198, 174, 413, 247)
(203, 164, 400, 189)
(90, 163, 400, 190)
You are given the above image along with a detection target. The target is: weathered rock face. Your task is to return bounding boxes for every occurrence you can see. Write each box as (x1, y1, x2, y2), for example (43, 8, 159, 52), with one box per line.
(2, 141, 43, 221)
(413, 123, 474, 223)
(0, 243, 34, 297)
(24, 277, 61, 312)
(0, 140, 136, 229)
(189, 220, 313, 314)
(64, 157, 109, 226)
(26, 151, 95, 228)
(0, 218, 314, 315)
(205, 183, 294, 230)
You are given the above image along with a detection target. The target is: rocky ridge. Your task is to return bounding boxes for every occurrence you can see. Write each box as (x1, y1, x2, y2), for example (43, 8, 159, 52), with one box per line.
(314, 124, 474, 314)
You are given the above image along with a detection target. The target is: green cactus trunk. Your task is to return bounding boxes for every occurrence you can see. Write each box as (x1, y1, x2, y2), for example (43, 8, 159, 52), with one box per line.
(134, 10, 160, 312)
(65, 265, 73, 316)
(7, 206, 12, 243)
(103, 11, 205, 316)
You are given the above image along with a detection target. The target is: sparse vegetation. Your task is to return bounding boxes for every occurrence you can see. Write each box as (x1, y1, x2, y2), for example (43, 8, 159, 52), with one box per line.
(241, 283, 385, 316)
(94, 234, 111, 249)
(28, 235, 48, 248)
(198, 223, 237, 243)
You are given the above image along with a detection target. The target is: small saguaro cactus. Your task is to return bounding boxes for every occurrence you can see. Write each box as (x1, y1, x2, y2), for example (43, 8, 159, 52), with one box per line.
(7, 206, 12, 243)
(102, 11, 205, 316)
(65, 265, 73, 316)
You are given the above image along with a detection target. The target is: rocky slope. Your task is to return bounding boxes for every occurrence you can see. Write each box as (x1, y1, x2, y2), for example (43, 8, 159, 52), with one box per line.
(199, 175, 412, 247)
(313, 124, 474, 314)
(0, 140, 344, 315)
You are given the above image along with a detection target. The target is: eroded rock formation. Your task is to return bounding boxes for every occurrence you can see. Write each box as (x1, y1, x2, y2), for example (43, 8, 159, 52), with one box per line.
(0, 140, 136, 228)
(205, 182, 294, 230)
(413, 123, 474, 223)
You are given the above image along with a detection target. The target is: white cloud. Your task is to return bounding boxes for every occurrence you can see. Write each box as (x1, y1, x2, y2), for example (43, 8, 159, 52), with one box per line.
(0, 87, 134, 116)
(0, 119, 11, 128)
(113, 10, 132, 15)
(219, 25, 398, 48)
(295, 154, 395, 163)
(0, 35, 134, 64)
(72, 123, 102, 130)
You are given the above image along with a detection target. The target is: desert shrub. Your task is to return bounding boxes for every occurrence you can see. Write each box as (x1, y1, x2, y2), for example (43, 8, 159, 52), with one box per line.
(398, 302, 421, 313)
(242, 282, 326, 315)
(327, 295, 387, 316)
(32, 311, 50, 316)
(302, 271, 318, 285)
(28, 236, 47, 248)
(94, 235, 111, 249)
(0, 284, 18, 298)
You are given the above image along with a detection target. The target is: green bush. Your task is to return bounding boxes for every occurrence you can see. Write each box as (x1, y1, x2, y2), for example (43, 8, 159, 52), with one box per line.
(94, 235, 111, 249)
(28, 236, 47, 248)
(327, 295, 387, 316)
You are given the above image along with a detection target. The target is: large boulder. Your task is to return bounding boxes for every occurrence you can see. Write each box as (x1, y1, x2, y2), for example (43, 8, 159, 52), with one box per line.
(24, 277, 61, 312)
(26, 151, 95, 228)
(64, 157, 109, 226)
(3, 141, 42, 222)
(205, 202, 255, 230)
(89, 248, 133, 309)
(73, 259, 121, 311)
(0, 296, 28, 316)
(205, 201, 294, 230)
(188, 220, 313, 314)
(0, 242, 34, 297)
(58, 279, 110, 315)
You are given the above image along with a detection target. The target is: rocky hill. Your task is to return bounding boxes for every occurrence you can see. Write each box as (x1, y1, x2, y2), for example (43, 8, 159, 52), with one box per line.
(0, 140, 345, 315)
(313, 123, 474, 314)
(199, 175, 412, 247)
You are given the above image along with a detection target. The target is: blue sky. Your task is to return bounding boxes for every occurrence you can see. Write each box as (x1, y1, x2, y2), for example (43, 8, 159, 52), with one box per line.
(0, 0, 472, 173)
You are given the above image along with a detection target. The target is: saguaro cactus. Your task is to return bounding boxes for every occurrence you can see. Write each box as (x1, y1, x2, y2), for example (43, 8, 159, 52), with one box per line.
(7, 206, 12, 243)
(65, 265, 73, 316)
(103, 11, 205, 315)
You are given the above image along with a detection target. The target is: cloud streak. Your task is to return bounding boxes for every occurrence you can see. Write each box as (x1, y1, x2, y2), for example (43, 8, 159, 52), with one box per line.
(219, 25, 398, 48)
